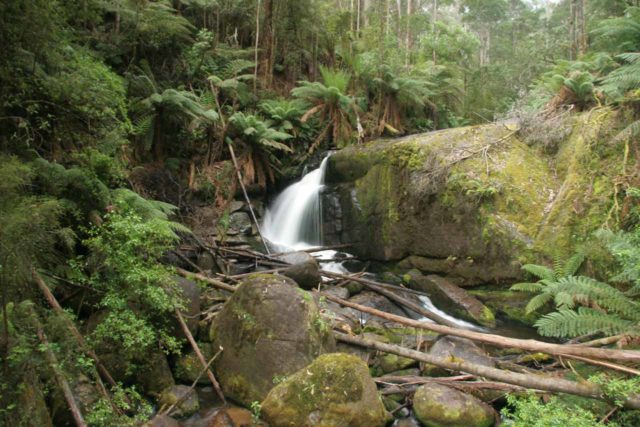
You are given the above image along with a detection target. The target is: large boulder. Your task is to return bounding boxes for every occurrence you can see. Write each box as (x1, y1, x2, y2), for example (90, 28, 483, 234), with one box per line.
(261, 353, 390, 427)
(210, 274, 335, 405)
(412, 383, 494, 427)
(322, 116, 624, 284)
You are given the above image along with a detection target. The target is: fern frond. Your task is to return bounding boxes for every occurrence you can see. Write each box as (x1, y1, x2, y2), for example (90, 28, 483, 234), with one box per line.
(563, 251, 585, 277)
(535, 308, 637, 338)
(522, 264, 555, 281)
(526, 293, 553, 314)
(511, 282, 545, 293)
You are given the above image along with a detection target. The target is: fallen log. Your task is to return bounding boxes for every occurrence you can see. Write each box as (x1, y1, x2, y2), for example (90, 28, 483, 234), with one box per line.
(175, 309, 225, 403)
(270, 244, 354, 257)
(322, 293, 640, 363)
(336, 332, 640, 409)
(175, 267, 237, 293)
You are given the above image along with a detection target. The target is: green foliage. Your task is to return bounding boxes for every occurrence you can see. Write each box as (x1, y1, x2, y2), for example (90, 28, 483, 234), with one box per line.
(73, 191, 189, 359)
(501, 393, 608, 427)
(590, 373, 640, 407)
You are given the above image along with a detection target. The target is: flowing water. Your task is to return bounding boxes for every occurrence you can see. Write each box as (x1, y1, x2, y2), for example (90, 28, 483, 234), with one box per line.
(262, 154, 477, 329)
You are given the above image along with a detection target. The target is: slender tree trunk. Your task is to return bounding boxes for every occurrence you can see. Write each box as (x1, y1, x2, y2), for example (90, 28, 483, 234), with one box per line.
(254, 0, 261, 93)
(385, 0, 390, 36)
(569, 0, 577, 60)
(432, 0, 438, 64)
(405, 0, 411, 67)
(259, 0, 273, 88)
(578, 0, 587, 55)
(357, 0, 361, 36)
(396, 0, 402, 46)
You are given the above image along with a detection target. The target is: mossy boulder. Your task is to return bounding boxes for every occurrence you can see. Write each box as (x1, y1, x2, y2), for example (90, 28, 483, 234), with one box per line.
(261, 353, 391, 427)
(412, 383, 494, 427)
(210, 274, 335, 406)
(323, 113, 625, 284)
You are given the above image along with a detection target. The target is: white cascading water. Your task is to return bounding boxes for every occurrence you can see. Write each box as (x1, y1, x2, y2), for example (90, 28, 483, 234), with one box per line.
(262, 154, 479, 329)
(262, 156, 329, 250)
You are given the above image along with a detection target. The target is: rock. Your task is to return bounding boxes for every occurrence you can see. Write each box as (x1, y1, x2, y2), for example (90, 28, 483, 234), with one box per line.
(468, 289, 539, 326)
(197, 251, 219, 272)
(375, 353, 417, 375)
(174, 343, 215, 385)
(210, 274, 335, 405)
(347, 291, 408, 327)
(406, 273, 496, 327)
(426, 336, 495, 375)
(412, 383, 494, 427)
(13, 373, 53, 427)
(345, 281, 364, 296)
(227, 212, 253, 236)
(279, 252, 321, 290)
(261, 353, 391, 427)
(144, 415, 181, 427)
(136, 349, 175, 395)
(323, 123, 552, 282)
(158, 385, 200, 419)
(196, 407, 261, 427)
(175, 276, 201, 337)
(228, 200, 245, 213)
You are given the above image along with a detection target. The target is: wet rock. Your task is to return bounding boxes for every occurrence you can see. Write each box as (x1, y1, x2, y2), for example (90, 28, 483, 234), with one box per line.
(406, 272, 496, 327)
(158, 385, 200, 419)
(392, 416, 422, 427)
(348, 291, 407, 327)
(412, 383, 494, 427)
(210, 274, 335, 405)
(227, 212, 253, 236)
(261, 353, 391, 427)
(425, 336, 495, 375)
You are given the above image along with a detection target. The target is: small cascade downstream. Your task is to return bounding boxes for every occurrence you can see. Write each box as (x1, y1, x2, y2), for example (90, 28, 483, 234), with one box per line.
(262, 154, 477, 329)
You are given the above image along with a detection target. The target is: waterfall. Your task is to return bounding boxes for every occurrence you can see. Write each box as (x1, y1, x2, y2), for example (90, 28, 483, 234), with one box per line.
(262, 156, 330, 250)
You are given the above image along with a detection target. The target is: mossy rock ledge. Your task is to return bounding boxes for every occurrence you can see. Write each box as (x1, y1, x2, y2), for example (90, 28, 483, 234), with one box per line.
(210, 274, 335, 406)
(261, 353, 391, 427)
(322, 114, 622, 285)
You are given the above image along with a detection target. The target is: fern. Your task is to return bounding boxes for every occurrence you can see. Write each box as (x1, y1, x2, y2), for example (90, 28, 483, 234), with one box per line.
(535, 308, 637, 338)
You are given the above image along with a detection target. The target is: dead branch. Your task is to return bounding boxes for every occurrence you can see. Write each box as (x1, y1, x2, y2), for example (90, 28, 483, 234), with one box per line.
(175, 267, 238, 293)
(175, 309, 225, 403)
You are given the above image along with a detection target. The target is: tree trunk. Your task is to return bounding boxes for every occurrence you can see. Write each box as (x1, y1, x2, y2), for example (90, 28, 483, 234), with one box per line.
(578, 0, 587, 55)
(569, 0, 577, 60)
(432, 0, 438, 64)
(405, 0, 411, 67)
(259, 0, 273, 88)
(254, 0, 261, 93)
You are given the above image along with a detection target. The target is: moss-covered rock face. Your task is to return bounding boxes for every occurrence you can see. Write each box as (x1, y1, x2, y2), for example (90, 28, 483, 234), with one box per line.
(413, 383, 494, 427)
(210, 274, 335, 406)
(324, 112, 624, 284)
(261, 353, 391, 427)
(158, 385, 199, 419)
